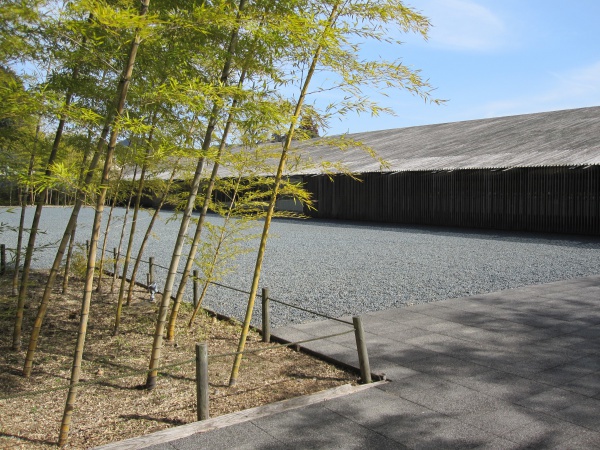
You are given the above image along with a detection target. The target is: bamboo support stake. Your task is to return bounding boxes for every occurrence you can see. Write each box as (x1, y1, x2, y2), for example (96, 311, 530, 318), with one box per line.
(353, 316, 371, 384)
(62, 226, 76, 293)
(262, 287, 270, 343)
(113, 248, 118, 274)
(196, 343, 209, 421)
(193, 270, 199, 308)
(0, 244, 5, 275)
(111, 247, 118, 294)
(149, 257, 154, 284)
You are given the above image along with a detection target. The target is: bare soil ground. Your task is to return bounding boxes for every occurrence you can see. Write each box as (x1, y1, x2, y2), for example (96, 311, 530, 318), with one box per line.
(0, 272, 356, 449)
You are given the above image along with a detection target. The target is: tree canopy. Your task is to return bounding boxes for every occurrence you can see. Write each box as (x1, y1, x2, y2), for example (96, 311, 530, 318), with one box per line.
(2, 1, 442, 445)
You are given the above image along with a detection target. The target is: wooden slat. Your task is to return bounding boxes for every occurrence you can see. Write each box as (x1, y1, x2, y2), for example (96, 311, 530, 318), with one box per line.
(303, 167, 600, 235)
(94, 382, 386, 450)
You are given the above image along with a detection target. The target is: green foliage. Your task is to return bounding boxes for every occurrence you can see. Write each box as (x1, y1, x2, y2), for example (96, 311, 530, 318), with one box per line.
(1, 0, 443, 212)
(65, 245, 89, 279)
(0, 0, 41, 64)
(194, 218, 258, 287)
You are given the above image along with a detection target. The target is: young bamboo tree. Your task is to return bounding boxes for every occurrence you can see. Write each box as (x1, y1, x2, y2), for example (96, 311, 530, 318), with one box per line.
(123, 121, 157, 307)
(145, 0, 248, 390)
(111, 158, 139, 289)
(185, 145, 309, 326)
(229, 0, 441, 384)
(165, 66, 250, 342)
(165, 15, 278, 338)
(125, 148, 188, 302)
(23, 127, 101, 376)
(11, 124, 38, 296)
(96, 136, 138, 292)
(58, 0, 152, 444)
(123, 29, 220, 301)
(189, 216, 258, 317)
(20, 63, 117, 351)
(11, 5, 93, 349)
(228, 0, 342, 386)
(21, 0, 133, 374)
(186, 181, 245, 326)
(166, 73, 310, 339)
(63, 132, 94, 293)
(114, 123, 158, 334)
(11, 114, 50, 350)
(95, 164, 125, 291)
(22, 122, 109, 378)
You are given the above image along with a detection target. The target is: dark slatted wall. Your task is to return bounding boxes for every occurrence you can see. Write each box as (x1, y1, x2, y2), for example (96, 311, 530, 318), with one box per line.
(303, 167, 600, 235)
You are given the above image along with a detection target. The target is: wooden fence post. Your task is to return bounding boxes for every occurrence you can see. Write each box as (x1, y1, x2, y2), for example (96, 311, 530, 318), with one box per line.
(193, 270, 199, 308)
(196, 342, 209, 421)
(148, 256, 154, 284)
(262, 287, 270, 343)
(0, 244, 5, 275)
(111, 247, 118, 294)
(353, 316, 371, 384)
(113, 248, 118, 275)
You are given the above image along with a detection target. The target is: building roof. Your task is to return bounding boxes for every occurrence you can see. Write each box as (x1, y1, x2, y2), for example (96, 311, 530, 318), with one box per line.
(285, 105, 600, 174)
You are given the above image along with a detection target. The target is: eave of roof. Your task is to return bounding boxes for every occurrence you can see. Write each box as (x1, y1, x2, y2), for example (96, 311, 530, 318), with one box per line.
(282, 105, 600, 175)
(141, 106, 600, 180)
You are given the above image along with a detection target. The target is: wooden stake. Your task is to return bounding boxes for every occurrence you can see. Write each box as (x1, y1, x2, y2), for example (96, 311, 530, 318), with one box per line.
(353, 316, 371, 384)
(0, 244, 5, 275)
(193, 270, 199, 308)
(111, 247, 118, 294)
(261, 287, 270, 343)
(149, 256, 155, 284)
(196, 343, 209, 421)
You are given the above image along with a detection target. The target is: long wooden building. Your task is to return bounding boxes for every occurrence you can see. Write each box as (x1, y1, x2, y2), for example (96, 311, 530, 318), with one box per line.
(283, 106, 600, 235)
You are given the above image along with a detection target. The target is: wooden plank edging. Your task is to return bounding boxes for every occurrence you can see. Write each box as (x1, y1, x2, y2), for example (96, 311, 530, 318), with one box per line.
(93, 381, 386, 450)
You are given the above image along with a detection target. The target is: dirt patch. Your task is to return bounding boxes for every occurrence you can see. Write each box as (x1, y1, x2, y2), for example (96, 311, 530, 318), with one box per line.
(0, 272, 357, 449)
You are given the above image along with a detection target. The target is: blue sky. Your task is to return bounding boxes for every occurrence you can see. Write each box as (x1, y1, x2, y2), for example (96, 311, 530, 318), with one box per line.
(317, 0, 600, 136)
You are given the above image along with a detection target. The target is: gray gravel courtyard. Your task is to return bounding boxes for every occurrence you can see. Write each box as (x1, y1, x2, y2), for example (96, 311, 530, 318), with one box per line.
(1, 206, 599, 327)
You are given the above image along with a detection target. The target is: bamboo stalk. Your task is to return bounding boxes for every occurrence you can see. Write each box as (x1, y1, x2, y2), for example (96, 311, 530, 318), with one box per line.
(58, 2, 150, 444)
(229, 1, 341, 386)
(145, 0, 247, 389)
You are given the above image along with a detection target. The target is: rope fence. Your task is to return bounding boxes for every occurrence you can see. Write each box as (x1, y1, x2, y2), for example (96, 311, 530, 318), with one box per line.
(1, 240, 374, 422)
(131, 253, 350, 325)
(108, 254, 376, 421)
(2, 239, 350, 326)
(2, 239, 362, 354)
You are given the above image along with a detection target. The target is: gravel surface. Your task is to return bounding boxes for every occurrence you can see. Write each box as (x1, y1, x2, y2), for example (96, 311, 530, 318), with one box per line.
(2, 206, 600, 327)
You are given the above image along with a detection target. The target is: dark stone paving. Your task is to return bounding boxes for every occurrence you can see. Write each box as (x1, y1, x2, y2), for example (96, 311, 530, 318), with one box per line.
(103, 275, 600, 449)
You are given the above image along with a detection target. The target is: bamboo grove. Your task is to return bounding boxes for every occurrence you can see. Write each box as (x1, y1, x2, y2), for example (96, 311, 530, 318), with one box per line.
(1, 0, 442, 445)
